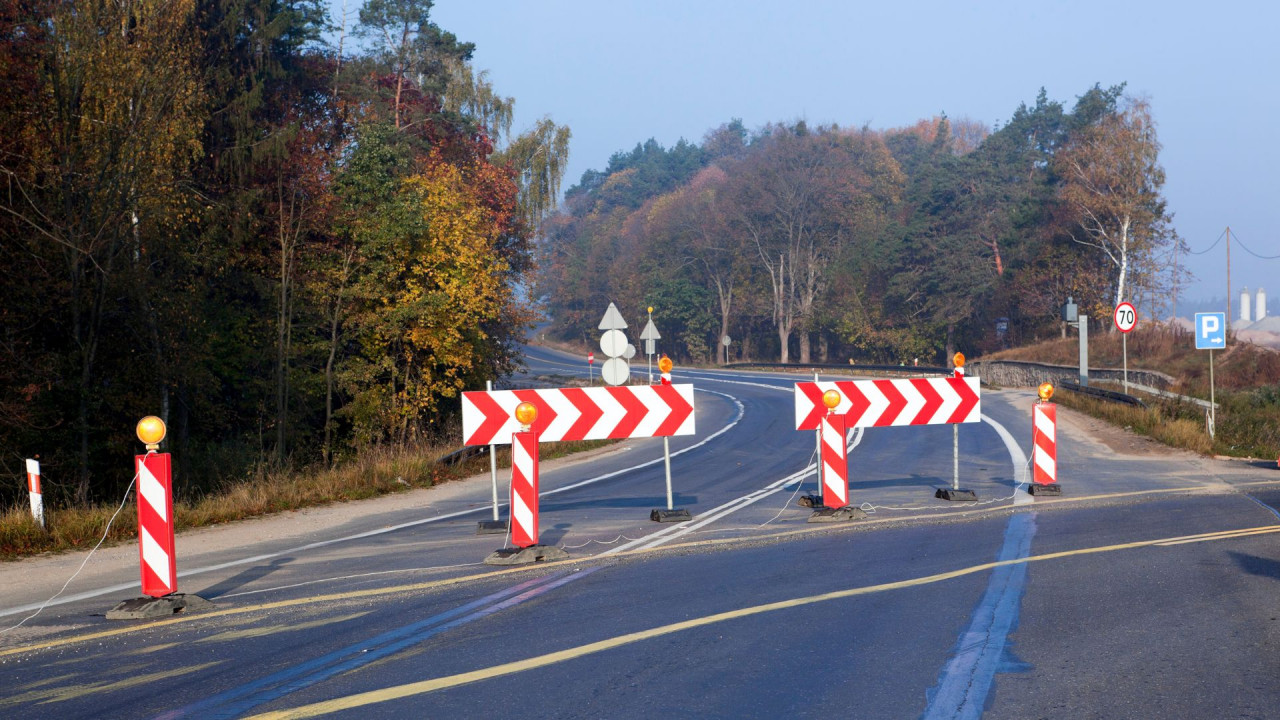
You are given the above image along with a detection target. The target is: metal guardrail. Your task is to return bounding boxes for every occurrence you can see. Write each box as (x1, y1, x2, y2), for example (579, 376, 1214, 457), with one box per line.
(436, 444, 490, 466)
(723, 362, 953, 376)
(1059, 381, 1146, 408)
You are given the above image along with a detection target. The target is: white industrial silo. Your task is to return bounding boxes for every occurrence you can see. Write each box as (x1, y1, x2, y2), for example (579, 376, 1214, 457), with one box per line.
(1240, 287, 1252, 324)
(1258, 288, 1268, 322)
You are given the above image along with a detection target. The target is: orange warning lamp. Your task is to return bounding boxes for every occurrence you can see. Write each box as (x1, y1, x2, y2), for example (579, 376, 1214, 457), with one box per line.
(514, 401, 538, 430)
(1038, 382, 1054, 402)
(822, 389, 842, 411)
(658, 355, 673, 374)
(136, 416, 167, 451)
(952, 352, 966, 369)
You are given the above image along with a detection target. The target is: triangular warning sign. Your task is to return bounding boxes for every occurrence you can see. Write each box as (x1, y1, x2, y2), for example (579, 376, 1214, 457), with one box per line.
(598, 302, 628, 330)
(639, 319, 661, 341)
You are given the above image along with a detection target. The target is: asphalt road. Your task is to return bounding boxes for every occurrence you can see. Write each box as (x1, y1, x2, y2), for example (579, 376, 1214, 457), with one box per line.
(2, 346, 1279, 719)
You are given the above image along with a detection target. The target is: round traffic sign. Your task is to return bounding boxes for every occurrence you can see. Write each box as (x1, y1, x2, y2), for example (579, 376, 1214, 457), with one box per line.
(600, 329, 627, 357)
(587, 352, 594, 364)
(721, 334, 731, 347)
(601, 357, 630, 386)
(623, 343, 636, 360)
(1114, 302, 1137, 333)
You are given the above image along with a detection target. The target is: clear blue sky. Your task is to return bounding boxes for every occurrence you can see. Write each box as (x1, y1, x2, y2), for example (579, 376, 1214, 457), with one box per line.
(332, 0, 1278, 310)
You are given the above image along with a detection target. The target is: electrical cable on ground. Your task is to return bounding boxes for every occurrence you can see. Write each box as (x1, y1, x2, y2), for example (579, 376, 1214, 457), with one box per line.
(0, 470, 140, 637)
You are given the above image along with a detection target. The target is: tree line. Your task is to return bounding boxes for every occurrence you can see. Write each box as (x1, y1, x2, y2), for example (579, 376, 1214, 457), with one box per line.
(0, 0, 568, 506)
(539, 86, 1184, 371)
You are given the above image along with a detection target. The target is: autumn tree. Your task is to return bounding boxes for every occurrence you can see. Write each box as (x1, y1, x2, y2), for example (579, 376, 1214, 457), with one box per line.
(1055, 96, 1173, 313)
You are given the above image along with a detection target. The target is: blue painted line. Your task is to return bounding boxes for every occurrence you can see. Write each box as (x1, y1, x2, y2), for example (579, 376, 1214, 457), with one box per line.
(156, 570, 582, 720)
(213, 567, 601, 718)
(921, 512, 1037, 720)
(1244, 493, 1280, 522)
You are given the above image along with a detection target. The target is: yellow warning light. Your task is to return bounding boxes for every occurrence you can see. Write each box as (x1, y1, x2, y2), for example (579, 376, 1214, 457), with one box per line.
(514, 402, 538, 428)
(658, 355, 673, 374)
(136, 416, 167, 450)
(647, 306, 654, 314)
(1038, 382, 1055, 402)
(952, 352, 966, 368)
(822, 389, 842, 410)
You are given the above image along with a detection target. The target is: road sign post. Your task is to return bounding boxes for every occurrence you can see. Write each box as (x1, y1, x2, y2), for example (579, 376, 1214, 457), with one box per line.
(477, 380, 506, 535)
(1114, 302, 1136, 393)
(640, 307, 661, 385)
(1195, 313, 1226, 438)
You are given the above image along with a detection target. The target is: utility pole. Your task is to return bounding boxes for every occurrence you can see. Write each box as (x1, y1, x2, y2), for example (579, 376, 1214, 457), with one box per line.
(1226, 226, 1231, 330)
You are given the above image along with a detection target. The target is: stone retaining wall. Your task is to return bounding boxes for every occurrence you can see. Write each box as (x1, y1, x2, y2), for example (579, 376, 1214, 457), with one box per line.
(969, 360, 1174, 390)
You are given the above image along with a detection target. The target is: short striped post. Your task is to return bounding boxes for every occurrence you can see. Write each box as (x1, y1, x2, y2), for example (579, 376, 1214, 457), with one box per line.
(1032, 403, 1057, 486)
(821, 414, 848, 508)
(25, 459, 44, 529)
(135, 453, 177, 597)
(510, 430, 540, 548)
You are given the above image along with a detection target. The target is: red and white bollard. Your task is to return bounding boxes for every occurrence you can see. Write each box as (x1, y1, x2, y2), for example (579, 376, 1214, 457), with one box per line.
(25, 458, 44, 529)
(484, 402, 569, 564)
(510, 429, 540, 548)
(820, 414, 848, 508)
(135, 451, 178, 597)
(106, 416, 211, 619)
(1030, 383, 1061, 495)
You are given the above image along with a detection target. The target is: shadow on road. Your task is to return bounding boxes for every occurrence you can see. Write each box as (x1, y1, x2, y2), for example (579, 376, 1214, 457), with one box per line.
(197, 557, 293, 599)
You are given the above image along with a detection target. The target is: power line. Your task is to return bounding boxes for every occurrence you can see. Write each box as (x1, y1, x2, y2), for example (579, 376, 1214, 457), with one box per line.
(1186, 227, 1225, 255)
(1231, 230, 1280, 260)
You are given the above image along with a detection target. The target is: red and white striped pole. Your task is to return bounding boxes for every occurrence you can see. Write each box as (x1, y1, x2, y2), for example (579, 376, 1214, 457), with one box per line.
(135, 416, 177, 597)
(1031, 383, 1061, 495)
(821, 413, 848, 508)
(510, 402, 540, 548)
(25, 459, 44, 529)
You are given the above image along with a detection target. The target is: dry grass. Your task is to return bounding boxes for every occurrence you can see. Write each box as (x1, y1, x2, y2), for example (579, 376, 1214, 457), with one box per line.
(0, 437, 615, 560)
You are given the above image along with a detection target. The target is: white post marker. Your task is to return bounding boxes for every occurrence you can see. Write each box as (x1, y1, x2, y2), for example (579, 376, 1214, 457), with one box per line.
(1114, 302, 1137, 393)
(587, 352, 594, 386)
(487, 380, 499, 522)
(25, 458, 44, 529)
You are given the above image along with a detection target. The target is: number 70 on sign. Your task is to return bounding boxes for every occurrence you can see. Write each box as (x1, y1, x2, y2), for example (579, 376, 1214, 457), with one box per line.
(1113, 302, 1137, 333)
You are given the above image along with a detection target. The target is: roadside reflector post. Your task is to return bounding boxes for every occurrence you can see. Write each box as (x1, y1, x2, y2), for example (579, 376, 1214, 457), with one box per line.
(651, 355, 691, 523)
(807, 389, 867, 523)
(476, 380, 507, 535)
(485, 402, 569, 565)
(1029, 383, 1062, 496)
(937, 353, 979, 502)
(108, 416, 211, 620)
(25, 459, 44, 530)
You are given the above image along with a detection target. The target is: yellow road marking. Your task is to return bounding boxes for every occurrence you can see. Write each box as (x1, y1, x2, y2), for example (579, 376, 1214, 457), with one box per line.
(0, 480, 1263, 660)
(0, 662, 221, 708)
(196, 612, 370, 643)
(245, 523, 1280, 719)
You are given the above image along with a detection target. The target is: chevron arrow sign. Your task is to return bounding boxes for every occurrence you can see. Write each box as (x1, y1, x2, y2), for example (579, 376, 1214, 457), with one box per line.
(463, 384, 696, 446)
(794, 377, 980, 430)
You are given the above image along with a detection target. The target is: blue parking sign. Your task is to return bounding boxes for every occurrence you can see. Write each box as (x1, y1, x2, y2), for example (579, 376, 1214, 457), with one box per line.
(1195, 312, 1226, 350)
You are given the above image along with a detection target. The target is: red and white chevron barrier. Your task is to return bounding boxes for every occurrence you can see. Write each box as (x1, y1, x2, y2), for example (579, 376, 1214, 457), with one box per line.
(135, 453, 177, 597)
(510, 430, 540, 548)
(25, 459, 44, 528)
(1032, 403, 1057, 485)
(821, 415, 848, 508)
(794, 377, 980, 431)
(462, 384, 695, 446)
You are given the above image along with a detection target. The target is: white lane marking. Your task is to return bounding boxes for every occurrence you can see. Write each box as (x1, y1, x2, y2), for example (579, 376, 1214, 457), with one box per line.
(606, 426, 866, 554)
(0, 388, 746, 620)
(981, 413, 1034, 505)
(614, 403, 1034, 553)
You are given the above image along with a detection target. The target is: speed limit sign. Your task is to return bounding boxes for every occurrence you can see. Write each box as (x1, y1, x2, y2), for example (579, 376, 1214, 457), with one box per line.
(1114, 302, 1137, 333)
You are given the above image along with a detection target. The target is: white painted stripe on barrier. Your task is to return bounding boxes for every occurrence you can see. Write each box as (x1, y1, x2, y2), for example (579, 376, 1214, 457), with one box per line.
(1034, 408, 1056, 442)
(140, 525, 172, 588)
(1034, 450, 1055, 479)
(137, 461, 167, 522)
(892, 379, 926, 427)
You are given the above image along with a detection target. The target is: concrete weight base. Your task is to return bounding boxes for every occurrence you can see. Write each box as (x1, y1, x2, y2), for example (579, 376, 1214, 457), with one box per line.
(808, 506, 868, 523)
(107, 593, 212, 620)
(1029, 483, 1062, 496)
(476, 520, 508, 535)
(483, 544, 569, 566)
(936, 487, 978, 502)
(650, 508, 692, 523)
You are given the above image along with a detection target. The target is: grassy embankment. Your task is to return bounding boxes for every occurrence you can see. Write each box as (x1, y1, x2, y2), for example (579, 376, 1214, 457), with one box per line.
(1, 430, 612, 559)
(984, 324, 1280, 460)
